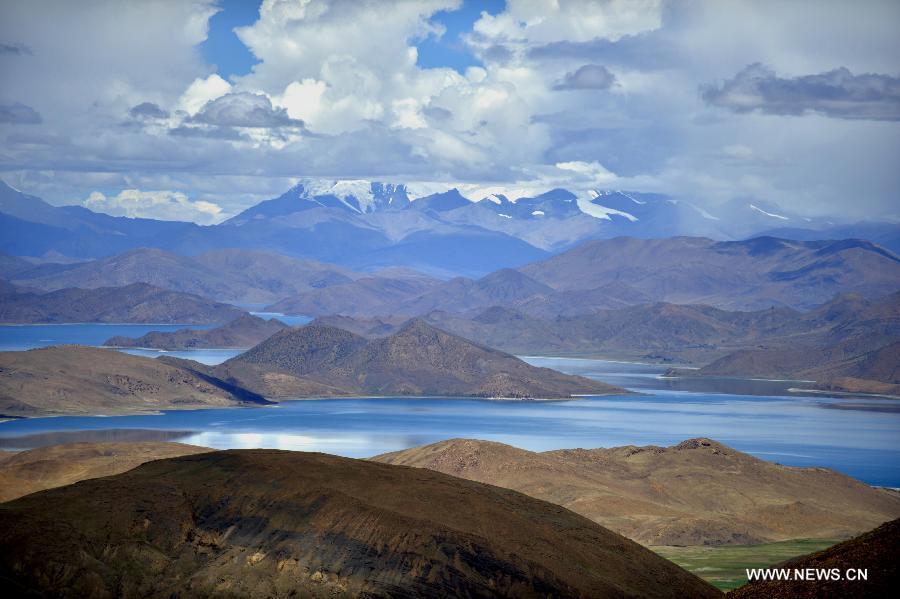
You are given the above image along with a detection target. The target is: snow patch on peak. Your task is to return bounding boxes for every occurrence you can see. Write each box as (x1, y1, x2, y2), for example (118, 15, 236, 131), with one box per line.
(750, 204, 789, 220)
(296, 179, 376, 213)
(486, 194, 503, 205)
(576, 192, 639, 221)
(618, 191, 646, 205)
(689, 203, 720, 221)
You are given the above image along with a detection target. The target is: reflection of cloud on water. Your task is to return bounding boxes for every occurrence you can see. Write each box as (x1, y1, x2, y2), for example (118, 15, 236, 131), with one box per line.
(182, 431, 439, 457)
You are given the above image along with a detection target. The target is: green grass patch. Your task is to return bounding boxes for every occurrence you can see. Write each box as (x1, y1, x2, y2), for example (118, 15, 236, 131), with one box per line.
(652, 539, 840, 591)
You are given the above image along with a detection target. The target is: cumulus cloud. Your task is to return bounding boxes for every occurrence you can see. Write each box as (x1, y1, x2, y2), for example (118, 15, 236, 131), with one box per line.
(701, 64, 900, 121)
(0, 102, 42, 124)
(471, 0, 663, 46)
(192, 92, 304, 128)
(83, 189, 224, 224)
(2, 0, 900, 222)
(178, 74, 232, 115)
(554, 64, 617, 90)
(129, 102, 169, 119)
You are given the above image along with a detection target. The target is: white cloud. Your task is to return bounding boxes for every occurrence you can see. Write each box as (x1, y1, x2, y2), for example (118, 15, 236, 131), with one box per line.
(178, 74, 233, 115)
(83, 189, 224, 224)
(2, 0, 899, 222)
(472, 0, 662, 45)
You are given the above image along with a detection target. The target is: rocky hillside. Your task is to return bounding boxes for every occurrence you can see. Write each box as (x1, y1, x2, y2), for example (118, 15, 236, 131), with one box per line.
(374, 438, 900, 546)
(0, 442, 211, 502)
(0, 449, 719, 598)
(728, 518, 899, 598)
(202, 319, 625, 399)
(520, 236, 900, 311)
(0, 282, 244, 324)
(105, 313, 288, 349)
(0, 346, 269, 417)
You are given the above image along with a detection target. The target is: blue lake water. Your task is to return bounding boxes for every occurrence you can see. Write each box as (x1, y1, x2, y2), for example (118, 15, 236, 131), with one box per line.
(1, 325, 899, 486)
(0, 323, 211, 351)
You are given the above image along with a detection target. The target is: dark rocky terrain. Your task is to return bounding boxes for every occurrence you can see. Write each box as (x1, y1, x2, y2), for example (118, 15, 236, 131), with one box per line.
(0, 281, 244, 324)
(0, 441, 212, 502)
(374, 438, 900, 546)
(105, 313, 288, 349)
(0, 346, 269, 417)
(0, 449, 720, 598)
(727, 518, 899, 598)
(191, 319, 625, 399)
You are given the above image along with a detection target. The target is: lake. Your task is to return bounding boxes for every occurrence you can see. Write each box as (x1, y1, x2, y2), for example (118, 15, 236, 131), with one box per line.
(1, 325, 899, 487)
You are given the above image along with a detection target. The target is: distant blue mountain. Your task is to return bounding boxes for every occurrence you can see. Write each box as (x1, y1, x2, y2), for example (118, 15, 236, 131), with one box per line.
(2, 179, 896, 276)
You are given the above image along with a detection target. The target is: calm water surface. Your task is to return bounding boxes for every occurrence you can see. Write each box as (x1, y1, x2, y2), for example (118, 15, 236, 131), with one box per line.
(1, 326, 899, 486)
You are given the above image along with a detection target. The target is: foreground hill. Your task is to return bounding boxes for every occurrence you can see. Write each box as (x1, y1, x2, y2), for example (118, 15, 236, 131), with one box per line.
(0, 282, 245, 324)
(105, 313, 288, 349)
(374, 438, 900, 546)
(0, 449, 719, 598)
(0, 442, 211, 502)
(520, 236, 900, 310)
(0, 346, 269, 417)
(196, 319, 625, 399)
(728, 518, 899, 598)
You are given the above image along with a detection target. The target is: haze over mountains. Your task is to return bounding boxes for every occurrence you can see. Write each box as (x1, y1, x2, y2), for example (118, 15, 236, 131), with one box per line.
(3, 180, 899, 277)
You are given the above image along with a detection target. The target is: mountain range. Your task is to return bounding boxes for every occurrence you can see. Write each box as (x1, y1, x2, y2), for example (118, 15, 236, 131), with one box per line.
(4, 179, 899, 277)
(10, 234, 895, 320)
(0, 281, 244, 324)
(2, 247, 358, 303)
(0, 449, 720, 598)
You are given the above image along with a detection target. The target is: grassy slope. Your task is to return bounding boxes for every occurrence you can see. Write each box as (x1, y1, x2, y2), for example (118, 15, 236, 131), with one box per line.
(654, 539, 839, 591)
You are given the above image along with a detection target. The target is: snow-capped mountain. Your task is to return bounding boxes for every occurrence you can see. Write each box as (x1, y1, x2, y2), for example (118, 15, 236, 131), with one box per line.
(2, 178, 893, 278)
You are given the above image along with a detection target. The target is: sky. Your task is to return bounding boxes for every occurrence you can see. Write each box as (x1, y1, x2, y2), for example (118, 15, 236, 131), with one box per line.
(1, 0, 898, 224)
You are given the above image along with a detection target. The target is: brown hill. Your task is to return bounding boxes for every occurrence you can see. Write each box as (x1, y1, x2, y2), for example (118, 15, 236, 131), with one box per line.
(728, 518, 900, 598)
(200, 320, 626, 399)
(0, 346, 270, 417)
(520, 236, 900, 310)
(373, 438, 900, 546)
(266, 272, 439, 316)
(12, 247, 359, 303)
(0, 442, 211, 502)
(0, 449, 719, 598)
(314, 290, 900, 365)
(105, 313, 288, 349)
(0, 282, 244, 324)
(697, 339, 900, 395)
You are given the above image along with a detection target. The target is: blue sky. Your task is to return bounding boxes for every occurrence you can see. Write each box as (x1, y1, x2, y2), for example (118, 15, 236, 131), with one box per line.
(1, 0, 898, 223)
(202, 0, 508, 78)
